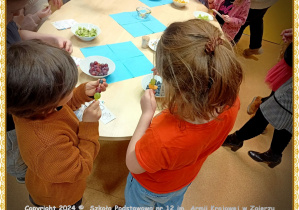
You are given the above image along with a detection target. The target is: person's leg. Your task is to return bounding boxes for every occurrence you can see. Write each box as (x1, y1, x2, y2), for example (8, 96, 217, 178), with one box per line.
(125, 173, 155, 208)
(270, 129, 292, 156)
(233, 8, 252, 44)
(125, 172, 191, 209)
(6, 129, 27, 182)
(236, 108, 269, 140)
(222, 108, 269, 151)
(248, 129, 292, 168)
(248, 8, 269, 50)
(156, 184, 190, 210)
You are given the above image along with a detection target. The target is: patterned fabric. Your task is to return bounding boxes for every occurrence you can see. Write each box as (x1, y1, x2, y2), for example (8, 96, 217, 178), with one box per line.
(209, 0, 251, 41)
(260, 78, 293, 134)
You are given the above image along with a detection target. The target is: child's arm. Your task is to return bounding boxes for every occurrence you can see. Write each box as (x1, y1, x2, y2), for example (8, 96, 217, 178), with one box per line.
(50, 0, 63, 9)
(126, 89, 157, 174)
(222, 0, 250, 27)
(281, 28, 293, 43)
(16, 6, 52, 31)
(67, 79, 108, 111)
(19, 30, 73, 53)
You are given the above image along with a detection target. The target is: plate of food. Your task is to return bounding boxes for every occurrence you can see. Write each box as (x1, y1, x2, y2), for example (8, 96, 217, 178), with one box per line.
(148, 39, 160, 51)
(79, 56, 115, 78)
(173, 0, 189, 7)
(193, 11, 213, 21)
(71, 23, 101, 41)
(141, 74, 164, 97)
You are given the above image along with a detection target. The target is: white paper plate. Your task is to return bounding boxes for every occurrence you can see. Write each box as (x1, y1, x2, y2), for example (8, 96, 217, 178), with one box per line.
(193, 11, 213, 21)
(79, 56, 115, 78)
(148, 39, 160, 51)
(141, 74, 164, 97)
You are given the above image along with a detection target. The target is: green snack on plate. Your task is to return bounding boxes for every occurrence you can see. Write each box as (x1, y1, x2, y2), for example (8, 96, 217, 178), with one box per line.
(198, 14, 210, 21)
(75, 27, 97, 37)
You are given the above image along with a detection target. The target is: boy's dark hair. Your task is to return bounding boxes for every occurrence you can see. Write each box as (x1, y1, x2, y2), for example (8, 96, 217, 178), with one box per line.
(7, 39, 78, 119)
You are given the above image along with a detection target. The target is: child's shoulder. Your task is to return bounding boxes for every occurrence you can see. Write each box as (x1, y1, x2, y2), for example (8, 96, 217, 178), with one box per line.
(152, 110, 178, 124)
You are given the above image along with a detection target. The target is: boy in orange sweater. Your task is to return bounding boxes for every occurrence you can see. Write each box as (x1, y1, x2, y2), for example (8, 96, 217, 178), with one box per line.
(7, 40, 108, 208)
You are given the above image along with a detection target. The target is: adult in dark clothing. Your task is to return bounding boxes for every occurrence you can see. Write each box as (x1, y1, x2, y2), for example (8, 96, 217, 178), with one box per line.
(233, 0, 278, 56)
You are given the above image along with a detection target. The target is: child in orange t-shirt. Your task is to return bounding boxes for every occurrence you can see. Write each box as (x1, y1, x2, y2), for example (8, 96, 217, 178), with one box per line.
(7, 40, 108, 208)
(124, 19, 243, 208)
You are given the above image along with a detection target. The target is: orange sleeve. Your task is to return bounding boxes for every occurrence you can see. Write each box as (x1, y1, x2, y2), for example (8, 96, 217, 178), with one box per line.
(67, 83, 93, 111)
(135, 128, 168, 173)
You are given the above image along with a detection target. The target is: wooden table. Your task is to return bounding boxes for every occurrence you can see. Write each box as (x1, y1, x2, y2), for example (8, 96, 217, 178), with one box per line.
(38, 0, 220, 140)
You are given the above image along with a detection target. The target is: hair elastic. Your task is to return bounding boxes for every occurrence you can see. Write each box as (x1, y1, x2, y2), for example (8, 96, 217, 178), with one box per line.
(205, 37, 223, 55)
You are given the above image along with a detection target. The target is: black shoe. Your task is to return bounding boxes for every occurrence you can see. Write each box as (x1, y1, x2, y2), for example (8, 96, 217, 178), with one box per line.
(222, 132, 243, 152)
(248, 149, 282, 168)
(16, 177, 25, 184)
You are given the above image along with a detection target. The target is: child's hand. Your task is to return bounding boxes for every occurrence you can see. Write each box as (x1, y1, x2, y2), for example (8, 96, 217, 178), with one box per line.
(49, 36, 73, 54)
(82, 100, 102, 122)
(151, 67, 159, 76)
(37, 6, 52, 19)
(281, 28, 293, 43)
(49, 0, 63, 9)
(140, 89, 156, 117)
(85, 79, 108, 97)
(222, 15, 231, 23)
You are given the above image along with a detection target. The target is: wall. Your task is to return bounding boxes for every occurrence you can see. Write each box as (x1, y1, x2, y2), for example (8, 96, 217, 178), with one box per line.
(243, 0, 292, 44)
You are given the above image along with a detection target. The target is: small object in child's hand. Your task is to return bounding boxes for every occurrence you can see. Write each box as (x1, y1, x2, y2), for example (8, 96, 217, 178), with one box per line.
(95, 86, 102, 93)
(99, 79, 104, 84)
(148, 78, 158, 90)
(94, 86, 101, 100)
(94, 92, 101, 100)
(150, 78, 156, 85)
(148, 84, 158, 90)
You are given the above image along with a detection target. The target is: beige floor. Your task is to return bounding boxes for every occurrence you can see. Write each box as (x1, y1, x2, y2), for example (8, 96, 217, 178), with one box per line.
(6, 35, 292, 210)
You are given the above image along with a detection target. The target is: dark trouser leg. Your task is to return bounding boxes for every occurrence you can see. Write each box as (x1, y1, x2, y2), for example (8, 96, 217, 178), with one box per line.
(270, 129, 292, 156)
(236, 108, 269, 140)
(248, 8, 269, 49)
